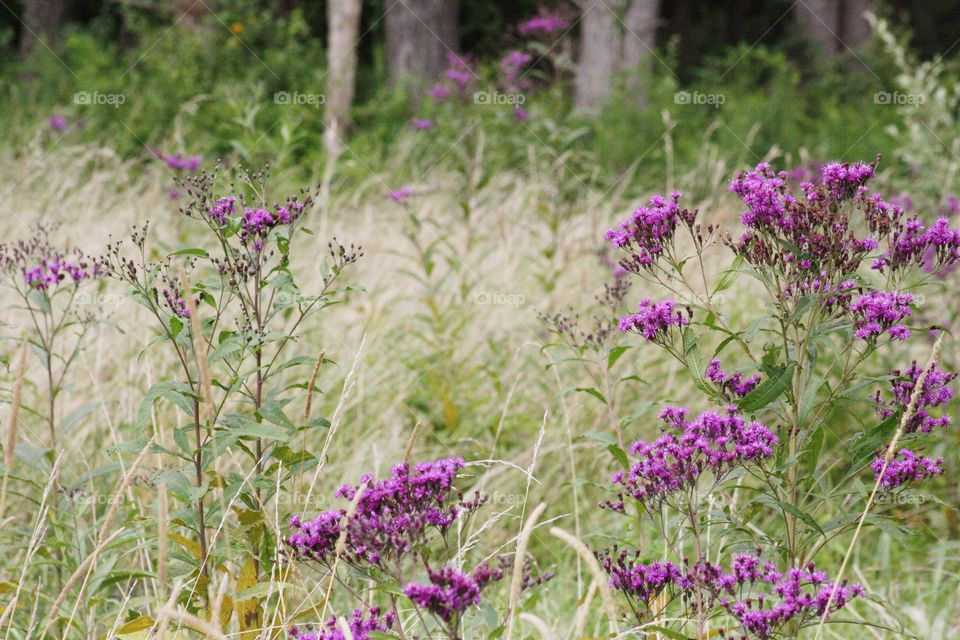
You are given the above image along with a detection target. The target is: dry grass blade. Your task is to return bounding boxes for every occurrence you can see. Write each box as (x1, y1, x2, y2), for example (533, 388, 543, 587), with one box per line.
(519, 612, 553, 639)
(506, 501, 547, 640)
(177, 264, 215, 423)
(549, 527, 618, 632)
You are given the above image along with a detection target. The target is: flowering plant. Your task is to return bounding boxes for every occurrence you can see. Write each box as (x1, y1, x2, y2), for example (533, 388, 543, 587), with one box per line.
(595, 159, 958, 637)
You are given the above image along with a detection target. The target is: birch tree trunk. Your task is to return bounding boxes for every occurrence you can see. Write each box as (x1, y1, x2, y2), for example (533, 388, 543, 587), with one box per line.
(385, 0, 459, 88)
(574, 0, 660, 112)
(324, 0, 364, 156)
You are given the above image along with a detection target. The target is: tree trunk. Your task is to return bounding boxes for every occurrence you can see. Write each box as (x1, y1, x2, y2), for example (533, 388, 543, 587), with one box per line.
(574, 0, 660, 112)
(19, 0, 67, 57)
(840, 0, 873, 50)
(795, 0, 840, 54)
(385, 0, 459, 88)
(324, 0, 363, 155)
(796, 0, 873, 55)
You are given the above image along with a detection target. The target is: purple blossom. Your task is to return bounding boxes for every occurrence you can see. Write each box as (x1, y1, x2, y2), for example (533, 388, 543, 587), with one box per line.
(706, 359, 761, 398)
(618, 298, 690, 343)
(849, 290, 913, 341)
(207, 197, 236, 226)
(605, 192, 694, 269)
(729, 163, 794, 229)
(411, 117, 433, 130)
(161, 153, 203, 173)
(287, 458, 481, 568)
(875, 361, 955, 434)
(47, 116, 68, 132)
(427, 83, 452, 102)
(607, 406, 777, 509)
(289, 607, 395, 640)
(23, 254, 99, 290)
(818, 161, 876, 201)
(872, 449, 943, 489)
(387, 186, 412, 204)
(514, 106, 529, 122)
(517, 7, 570, 37)
(500, 50, 533, 87)
(403, 565, 503, 622)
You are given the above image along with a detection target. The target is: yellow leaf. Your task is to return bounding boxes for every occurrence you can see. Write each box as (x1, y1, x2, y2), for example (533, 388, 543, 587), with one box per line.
(235, 557, 262, 639)
(168, 533, 202, 560)
(116, 616, 154, 634)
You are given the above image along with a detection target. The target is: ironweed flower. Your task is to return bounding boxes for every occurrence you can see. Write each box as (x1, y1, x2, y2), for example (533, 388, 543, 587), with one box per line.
(289, 607, 395, 640)
(517, 6, 570, 37)
(706, 359, 761, 399)
(875, 361, 955, 434)
(605, 192, 695, 270)
(871, 448, 943, 489)
(403, 564, 504, 623)
(287, 458, 484, 568)
(606, 406, 777, 510)
(617, 298, 691, 344)
(849, 290, 914, 341)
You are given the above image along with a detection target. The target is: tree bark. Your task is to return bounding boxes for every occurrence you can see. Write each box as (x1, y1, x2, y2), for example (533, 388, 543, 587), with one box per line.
(796, 0, 873, 55)
(385, 0, 459, 88)
(324, 0, 364, 155)
(574, 0, 660, 112)
(19, 0, 67, 57)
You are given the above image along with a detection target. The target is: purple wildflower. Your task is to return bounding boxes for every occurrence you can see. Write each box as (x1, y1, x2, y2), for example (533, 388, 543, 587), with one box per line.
(605, 192, 695, 270)
(849, 290, 913, 341)
(706, 359, 761, 399)
(618, 298, 690, 343)
(517, 7, 570, 37)
(289, 607, 395, 640)
(875, 361, 955, 434)
(607, 406, 777, 509)
(403, 565, 503, 623)
(387, 186, 412, 204)
(287, 458, 482, 568)
(514, 106, 529, 122)
(872, 449, 943, 489)
(207, 197, 236, 226)
(411, 117, 433, 130)
(428, 83, 452, 102)
(47, 116, 69, 132)
(161, 153, 203, 173)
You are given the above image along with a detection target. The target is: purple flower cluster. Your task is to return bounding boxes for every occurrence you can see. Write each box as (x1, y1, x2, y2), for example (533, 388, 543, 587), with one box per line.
(47, 116, 69, 132)
(730, 163, 794, 229)
(597, 549, 862, 638)
(287, 458, 481, 568)
(706, 359, 761, 399)
(387, 186, 412, 204)
(605, 192, 694, 269)
(607, 406, 777, 510)
(207, 197, 236, 226)
(500, 50, 533, 88)
(871, 449, 943, 490)
(814, 161, 875, 201)
(289, 607, 394, 640)
(411, 117, 433, 130)
(516, 6, 569, 37)
(876, 361, 956, 434)
(238, 201, 303, 249)
(722, 560, 863, 639)
(23, 254, 99, 290)
(870, 362, 955, 489)
(849, 290, 913, 341)
(617, 298, 690, 343)
(162, 153, 202, 173)
(403, 565, 504, 623)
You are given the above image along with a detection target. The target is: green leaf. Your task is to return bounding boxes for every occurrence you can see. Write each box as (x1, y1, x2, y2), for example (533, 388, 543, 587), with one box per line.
(574, 387, 606, 405)
(607, 345, 631, 369)
(738, 363, 795, 413)
(168, 248, 209, 258)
